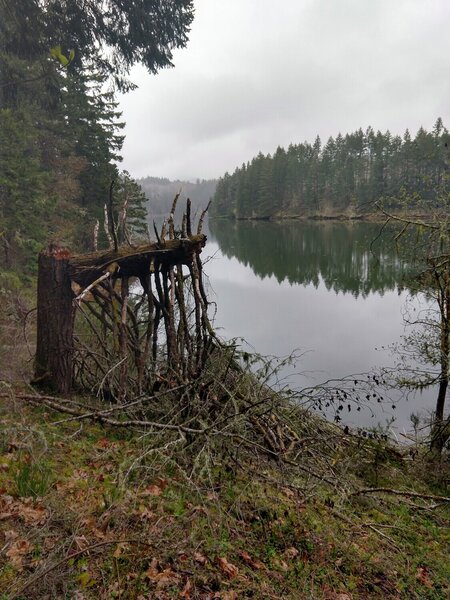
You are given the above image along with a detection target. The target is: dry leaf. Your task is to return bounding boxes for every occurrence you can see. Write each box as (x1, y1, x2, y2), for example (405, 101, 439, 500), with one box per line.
(416, 565, 433, 588)
(217, 556, 239, 578)
(145, 558, 180, 587)
(145, 557, 159, 579)
(274, 558, 289, 572)
(96, 438, 110, 448)
(4, 529, 18, 541)
(157, 477, 169, 491)
(0, 497, 48, 525)
(113, 542, 129, 558)
(6, 538, 33, 570)
(136, 504, 155, 520)
(284, 546, 299, 559)
(71, 536, 89, 553)
(141, 484, 163, 497)
(19, 503, 48, 525)
(180, 577, 192, 598)
(193, 551, 207, 565)
(221, 592, 238, 600)
(239, 550, 265, 570)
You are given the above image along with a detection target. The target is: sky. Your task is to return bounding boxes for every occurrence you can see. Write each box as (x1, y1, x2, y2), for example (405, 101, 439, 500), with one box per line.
(118, 0, 450, 182)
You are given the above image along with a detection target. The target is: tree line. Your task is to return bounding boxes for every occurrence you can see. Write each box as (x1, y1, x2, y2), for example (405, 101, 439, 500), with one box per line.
(0, 0, 194, 278)
(139, 176, 217, 218)
(211, 119, 449, 220)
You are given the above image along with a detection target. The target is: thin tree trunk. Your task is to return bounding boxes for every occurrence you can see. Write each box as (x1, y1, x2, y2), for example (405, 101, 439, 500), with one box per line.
(431, 268, 450, 452)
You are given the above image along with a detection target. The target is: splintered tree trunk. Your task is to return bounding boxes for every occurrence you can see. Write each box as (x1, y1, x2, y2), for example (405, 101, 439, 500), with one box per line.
(34, 245, 75, 394)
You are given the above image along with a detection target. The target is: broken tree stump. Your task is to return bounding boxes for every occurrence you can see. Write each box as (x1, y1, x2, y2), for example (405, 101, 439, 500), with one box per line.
(33, 224, 211, 397)
(34, 245, 75, 394)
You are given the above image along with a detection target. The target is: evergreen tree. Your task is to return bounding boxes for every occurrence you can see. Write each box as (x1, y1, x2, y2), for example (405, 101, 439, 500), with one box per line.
(0, 0, 194, 273)
(211, 122, 449, 221)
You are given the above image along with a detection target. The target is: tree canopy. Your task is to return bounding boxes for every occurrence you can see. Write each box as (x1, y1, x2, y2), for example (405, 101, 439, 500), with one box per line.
(1, 0, 195, 91)
(0, 0, 194, 275)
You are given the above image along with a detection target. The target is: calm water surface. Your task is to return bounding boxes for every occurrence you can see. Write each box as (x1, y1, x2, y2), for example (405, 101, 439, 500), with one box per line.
(203, 219, 435, 434)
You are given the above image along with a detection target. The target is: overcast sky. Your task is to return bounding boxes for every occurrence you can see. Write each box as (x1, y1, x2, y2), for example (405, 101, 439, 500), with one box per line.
(118, 0, 450, 181)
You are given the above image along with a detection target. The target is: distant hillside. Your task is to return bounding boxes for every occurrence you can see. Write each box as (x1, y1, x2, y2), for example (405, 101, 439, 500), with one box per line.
(138, 176, 217, 219)
(211, 119, 449, 220)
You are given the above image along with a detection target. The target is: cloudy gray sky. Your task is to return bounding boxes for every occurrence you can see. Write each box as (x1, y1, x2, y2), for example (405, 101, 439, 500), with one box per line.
(118, 0, 450, 181)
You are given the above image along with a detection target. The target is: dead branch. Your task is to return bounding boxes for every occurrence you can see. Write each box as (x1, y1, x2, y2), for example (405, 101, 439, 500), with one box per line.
(350, 487, 450, 503)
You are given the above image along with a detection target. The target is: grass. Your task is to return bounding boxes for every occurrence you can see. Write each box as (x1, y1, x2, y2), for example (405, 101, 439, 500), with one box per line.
(0, 393, 448, 599)
(13, 460, 53, 500)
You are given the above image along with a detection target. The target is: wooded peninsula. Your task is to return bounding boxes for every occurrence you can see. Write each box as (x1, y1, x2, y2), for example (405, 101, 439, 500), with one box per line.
(211, 120, 449, 220)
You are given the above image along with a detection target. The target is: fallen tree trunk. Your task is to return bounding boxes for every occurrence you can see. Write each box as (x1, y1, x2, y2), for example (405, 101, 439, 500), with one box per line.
(69, 235, 206, 287)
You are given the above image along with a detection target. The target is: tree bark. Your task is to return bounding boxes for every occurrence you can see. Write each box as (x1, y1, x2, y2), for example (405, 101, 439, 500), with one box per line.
(430, 268, 450, 452)
(34, 245, 75, 394)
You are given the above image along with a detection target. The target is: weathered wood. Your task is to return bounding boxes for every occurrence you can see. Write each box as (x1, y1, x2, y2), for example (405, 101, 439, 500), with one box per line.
(68, 234, 206, 287)
(34, 245, 75, 394)
(34, 199, 212, 398)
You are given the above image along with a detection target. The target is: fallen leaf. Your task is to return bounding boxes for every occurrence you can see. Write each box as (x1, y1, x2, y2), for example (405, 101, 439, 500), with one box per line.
(0, 497, 48, 525)
(222, 592, 238, 600)
(180, 577, 192, 598)
(416, 565, 433, 588)
(4, 529, 18, 541)
(217, 556, 239, 578)
(6, 538, 33, 570)
(157, 477, 169, 491)
(19, 502, 48, 525)
(141, 484, 163, 497)
(239, 550, 266, 570)
(274, 558, 289, 572)
(136, 504, 155, 520)
(70, 536, 89, 554)
(145, 558, 180, 587)
(113, 542, 129, 558)
(96, 438, 110, 448)
(193, 551, 207, 565)
(284, 546, 299, 559)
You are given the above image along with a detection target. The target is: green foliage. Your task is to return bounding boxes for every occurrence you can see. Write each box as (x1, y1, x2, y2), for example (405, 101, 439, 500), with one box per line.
(0, 1, 192, 276)
(14, 460, 53, 499)
(211, 120, 450, 219)
(1, 0, 194, 92)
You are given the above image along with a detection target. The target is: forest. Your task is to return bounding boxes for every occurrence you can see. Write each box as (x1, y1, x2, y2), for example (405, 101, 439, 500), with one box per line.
(211, 120, 449, 219)
(0, 0, 194, 279)
(139, 176, 217, 217)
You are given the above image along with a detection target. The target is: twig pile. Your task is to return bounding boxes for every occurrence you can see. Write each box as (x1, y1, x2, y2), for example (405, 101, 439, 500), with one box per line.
(71, 197, 216, 401)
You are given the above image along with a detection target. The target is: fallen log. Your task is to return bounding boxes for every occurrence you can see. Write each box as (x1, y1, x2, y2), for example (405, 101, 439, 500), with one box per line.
(68, 234, 207, 287)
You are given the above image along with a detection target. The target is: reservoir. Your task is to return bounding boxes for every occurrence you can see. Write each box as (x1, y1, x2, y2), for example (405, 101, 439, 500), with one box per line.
(203, 219, 436, 436)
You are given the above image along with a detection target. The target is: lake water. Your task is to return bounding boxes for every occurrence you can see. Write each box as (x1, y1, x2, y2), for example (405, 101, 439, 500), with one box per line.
(203, 219, 436, 436)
